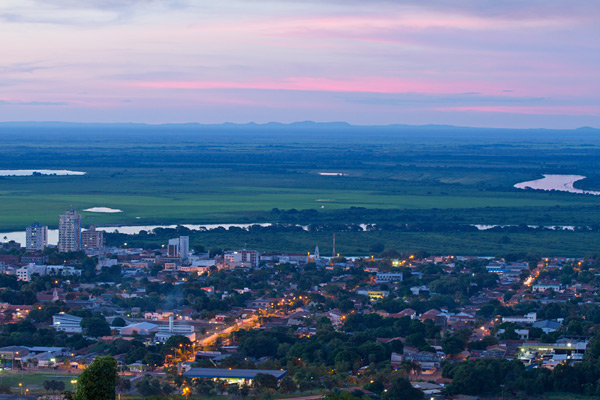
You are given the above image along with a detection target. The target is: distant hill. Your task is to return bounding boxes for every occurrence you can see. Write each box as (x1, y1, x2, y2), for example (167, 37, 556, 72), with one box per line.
(0, 121, 598, 145)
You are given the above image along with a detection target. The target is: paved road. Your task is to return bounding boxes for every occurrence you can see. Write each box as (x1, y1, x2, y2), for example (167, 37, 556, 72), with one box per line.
(197, 316, 258, 347)
(471, 266, 541, 342)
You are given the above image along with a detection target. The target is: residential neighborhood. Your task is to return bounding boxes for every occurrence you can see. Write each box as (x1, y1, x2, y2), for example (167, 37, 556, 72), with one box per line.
(1, 215, 600, 398)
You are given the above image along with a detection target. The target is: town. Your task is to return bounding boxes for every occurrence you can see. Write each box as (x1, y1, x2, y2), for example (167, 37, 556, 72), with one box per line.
(0, 210, 599, 399)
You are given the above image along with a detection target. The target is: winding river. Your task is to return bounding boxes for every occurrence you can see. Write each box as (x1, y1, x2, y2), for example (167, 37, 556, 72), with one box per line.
(514, 174, 600, 195)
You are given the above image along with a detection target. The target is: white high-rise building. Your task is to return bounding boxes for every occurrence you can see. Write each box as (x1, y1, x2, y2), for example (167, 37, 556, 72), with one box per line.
(58, 210, 81, 252)
(179, 236, 189, 261)
(26, 222, 48, 251)
(167, 236, 189, 260)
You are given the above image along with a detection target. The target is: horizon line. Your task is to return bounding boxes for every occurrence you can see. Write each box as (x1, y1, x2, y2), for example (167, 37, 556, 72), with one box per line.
(0, 120, 597, 131)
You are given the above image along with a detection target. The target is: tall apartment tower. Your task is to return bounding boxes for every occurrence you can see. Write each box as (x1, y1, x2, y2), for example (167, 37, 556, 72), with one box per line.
(167, 236, 189, 260)
(26, 222, 48, 251)
(58, 210, 81, 252)
(82, 226, 104, 249)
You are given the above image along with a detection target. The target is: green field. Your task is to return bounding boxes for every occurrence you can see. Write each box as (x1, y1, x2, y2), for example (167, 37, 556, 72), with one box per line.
(2, 123, 600, 255)
(0, 370, 79, 395)
(0, 169, 597, 230)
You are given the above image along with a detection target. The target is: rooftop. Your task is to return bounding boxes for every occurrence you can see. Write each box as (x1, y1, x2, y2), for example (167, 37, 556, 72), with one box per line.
(184, 368, 287, 380)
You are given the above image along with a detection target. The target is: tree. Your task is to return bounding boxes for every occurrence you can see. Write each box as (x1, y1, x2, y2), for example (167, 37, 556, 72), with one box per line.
(143, 353, 164, 369)
(381, 377, 424, 400)
(76, 356, 118, 400)
(363, 380, 385, 395)
(44, 380, 66, 394)
(111, 317, 126, 327)
(162, 335, 194, 374)
(279, 376, 297, 393)
(442, 334, 466, 355)
(162, 335, 193, 354)
(116, 377, 131, 393)
(253, 373, 278, 390)
(135, 377, 162, 397)
(81, 316, 111, 337)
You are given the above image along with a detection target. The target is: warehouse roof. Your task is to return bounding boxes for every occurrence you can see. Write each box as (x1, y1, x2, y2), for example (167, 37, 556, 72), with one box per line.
(184, 368, 287, 380)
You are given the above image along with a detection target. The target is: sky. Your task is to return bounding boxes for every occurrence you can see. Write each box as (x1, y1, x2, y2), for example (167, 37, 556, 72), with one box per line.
(0, 0, 598, 128)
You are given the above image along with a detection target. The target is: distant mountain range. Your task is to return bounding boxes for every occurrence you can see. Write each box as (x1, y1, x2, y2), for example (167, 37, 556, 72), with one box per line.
(0, 120, 597, 131)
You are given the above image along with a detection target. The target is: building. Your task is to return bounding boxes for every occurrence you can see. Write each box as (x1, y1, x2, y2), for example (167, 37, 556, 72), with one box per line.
(0, 346, 29, 369)
(120, 322, 159, 336)
(58, 210, 81, 252)
(16, 264, 81, 282)
(0, 241, 21, 251)
(375, 272, 404, 283)
(52, 313, 83, 333)
(502, 312, 537, 325)
(25, 222, 48, 251)
(486, 261, 529, 277)
(225, 250, 259, 268)
(184, 368, 287, 385)
(82, 226, 104, 250)
(167, 236, 189, 261)
(20, 253, 49, 265)
(532, 281, 563, 292)
(153, 316, 196, 342)
(532, 320, 562, 333)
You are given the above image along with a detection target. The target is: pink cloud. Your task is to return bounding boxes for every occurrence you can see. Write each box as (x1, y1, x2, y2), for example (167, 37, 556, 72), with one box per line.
(131, 77, 501, 95)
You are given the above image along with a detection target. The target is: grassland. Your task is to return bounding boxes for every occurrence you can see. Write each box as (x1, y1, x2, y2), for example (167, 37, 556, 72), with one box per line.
(1, 123, 600, 255)
(0, 370, 79, 395)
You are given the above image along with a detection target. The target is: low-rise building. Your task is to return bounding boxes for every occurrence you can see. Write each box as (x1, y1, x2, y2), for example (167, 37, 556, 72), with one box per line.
(16, 264, 81, 282)
(375, 272, 404, 283)
(502, 312, 537, 325)
(52, 313, 83, 334)
(120, 322, 159, 336)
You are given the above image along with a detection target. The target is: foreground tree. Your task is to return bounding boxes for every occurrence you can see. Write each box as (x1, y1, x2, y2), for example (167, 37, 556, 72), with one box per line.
(381, 377, 424, 400)
(76, 356, 118, 400)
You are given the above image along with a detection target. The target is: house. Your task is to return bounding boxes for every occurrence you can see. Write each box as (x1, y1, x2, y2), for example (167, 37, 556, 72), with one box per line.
(448, 312, 476, 327)
(327, 309, 346, 325)
(420, 309, 448, 327)
(412, 382, 444, 395)
(498, 328, 529, 340)
(420, 309, 442, 321)
(486, 345, 507, 358)
(410, 286, 430, 296)
(532, 320, 561, 333)
(389, 308, 417, 319)
(532, 281, 563, 292)
(391, 352, 403, 368)
(405, 351, 443, 372)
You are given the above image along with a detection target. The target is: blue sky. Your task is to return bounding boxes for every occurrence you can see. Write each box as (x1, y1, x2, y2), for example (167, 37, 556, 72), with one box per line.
(0, 0, 598, 128)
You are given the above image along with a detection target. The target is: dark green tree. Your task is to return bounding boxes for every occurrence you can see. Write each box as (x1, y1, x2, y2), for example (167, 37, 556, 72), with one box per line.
(76, 356, 118, 400)
(253, 373, 278, 390)
(381, 377, 423, 400)
(81, 315, 111, 337)
(279, 376, 297, 393)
